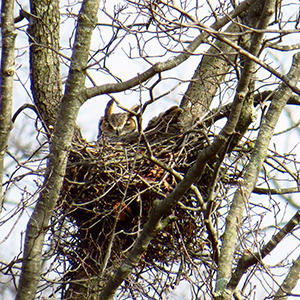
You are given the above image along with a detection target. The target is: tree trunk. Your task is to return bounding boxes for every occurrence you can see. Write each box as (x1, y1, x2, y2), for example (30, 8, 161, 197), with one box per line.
(27, 0, 62, 127)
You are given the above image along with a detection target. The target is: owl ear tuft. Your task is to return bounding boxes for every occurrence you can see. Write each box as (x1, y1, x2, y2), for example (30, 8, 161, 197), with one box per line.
(129, 104, 140, 114)
(104, 100, 115, 118)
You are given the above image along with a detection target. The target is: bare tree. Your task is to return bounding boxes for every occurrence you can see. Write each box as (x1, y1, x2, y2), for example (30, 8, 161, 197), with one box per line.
(1, 0, 300, 299)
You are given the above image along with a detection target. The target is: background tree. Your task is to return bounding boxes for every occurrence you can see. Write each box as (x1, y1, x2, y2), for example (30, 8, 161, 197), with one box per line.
(1, 0, 300, 299)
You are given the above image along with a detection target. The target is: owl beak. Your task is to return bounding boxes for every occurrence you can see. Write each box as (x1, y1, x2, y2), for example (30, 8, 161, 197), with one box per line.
(116, 128, 122, 136)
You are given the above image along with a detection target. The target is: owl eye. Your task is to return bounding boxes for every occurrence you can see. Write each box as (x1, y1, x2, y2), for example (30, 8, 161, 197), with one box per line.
(125, 120, 133, 127)
(101, 120, 114, 131)
(102, 121, 113, 130)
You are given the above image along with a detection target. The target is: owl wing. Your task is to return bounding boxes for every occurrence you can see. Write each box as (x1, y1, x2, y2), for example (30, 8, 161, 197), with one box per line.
(145, 106, 183, 133)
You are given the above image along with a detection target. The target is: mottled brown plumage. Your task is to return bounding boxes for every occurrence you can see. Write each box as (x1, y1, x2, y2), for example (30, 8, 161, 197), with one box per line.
(98, 100, 140, 139)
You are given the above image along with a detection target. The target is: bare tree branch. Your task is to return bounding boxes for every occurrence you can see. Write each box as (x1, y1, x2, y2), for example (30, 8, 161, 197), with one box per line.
(215, 1, 282, 298)
(215, 47, 300, 299)
(15, 0, 100, 299)
(0, 0, 16, 214)
(228, 211, 300, 293)
(253, 186, 300, 194)
(274, 251, 300, 300)
(84, 0, 258, 103)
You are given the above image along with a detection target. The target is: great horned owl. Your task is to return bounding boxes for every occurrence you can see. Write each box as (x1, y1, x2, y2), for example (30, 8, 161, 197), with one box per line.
(98, 100, 140, 139)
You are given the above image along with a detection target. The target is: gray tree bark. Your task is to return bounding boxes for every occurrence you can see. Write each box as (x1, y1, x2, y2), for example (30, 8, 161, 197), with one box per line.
(0, 0, 16, 214)
(16, 0, 100, 299)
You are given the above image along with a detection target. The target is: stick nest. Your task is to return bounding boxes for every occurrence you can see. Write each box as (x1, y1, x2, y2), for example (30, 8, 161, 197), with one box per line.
(54, 107, 229, 283)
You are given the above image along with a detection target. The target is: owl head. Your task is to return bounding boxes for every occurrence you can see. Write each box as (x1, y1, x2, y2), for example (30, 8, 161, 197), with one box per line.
(98, 100, 140, 139)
